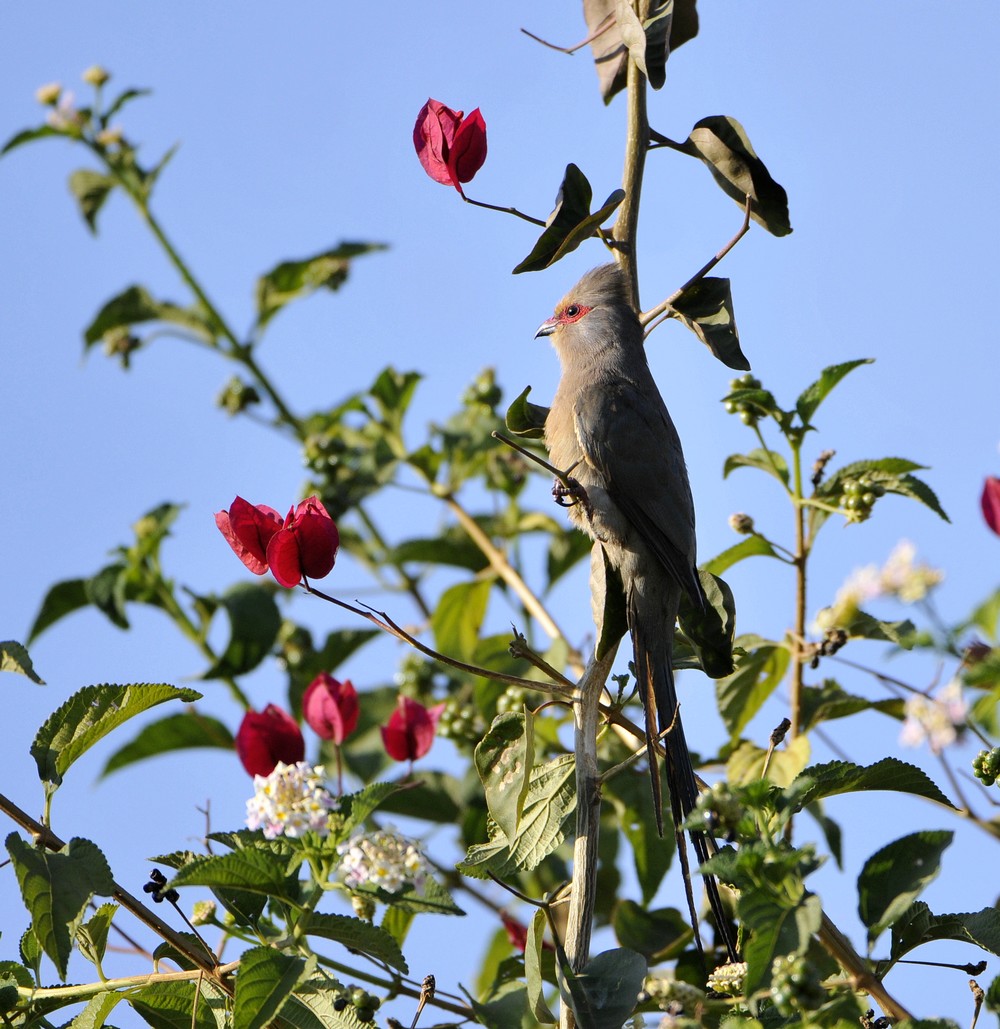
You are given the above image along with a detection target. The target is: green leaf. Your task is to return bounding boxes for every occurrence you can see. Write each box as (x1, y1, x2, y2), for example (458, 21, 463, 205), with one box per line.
(129, 980, 227, 1029)
(558, 947, 646, 1029)
(28, 578, 90, 642)
(86, 563, 129, 629)
(475, 712, 535, 841)
(389, 530, 490, 572)
(740, 890, 821, 995)
(505, 385, 549, 439)
(31, 683, 202, 787)
(858, 831, 953, 943)
(101, 711, 235, 776)
(891, 901, 1000, 962)
(283, 975, 369, 1029)
(467, 979, 529, 1029)
(612, 902, 691, 962)
(6, 834, 114, 979)
(605, 770, 672, 905)
(796, 359, 873, 427)
(459, 754, 576, 877)
(254, 242, 386, 328)
(715, 640, 790, 740)
(68, 169, 115, 233)
(723, 448, 790, 486)
(681, 115, 792, 236)
(547, 528, 593, 590)
(70, 990, 123, 1029)
(670, 277, 749, 370)
(104, 87, 152, 121)
(84, 284, 214, 349)
(1, 124, 60, 156)
(513, 165, 624, 274)
(786, 758, 956, 812)
(338, 781, 405, 835)
(76, 901, 118, 969)
(728, 736, 811, 787)
(201, 582, 281, 679)
(677, 569, 736, 678)
(525, 909, 558, 1024)
(168, 848, 301, 905)
(431, 578, 492, 662)
(799, 680, 904, 731)
(298, 913, 407, 972)
(842, 610, 917, 648)
(591, 543, 628, 661)
(234, 947, 310, 1029)
(702, 536, 781, 577)
(0, 640, 45, 684)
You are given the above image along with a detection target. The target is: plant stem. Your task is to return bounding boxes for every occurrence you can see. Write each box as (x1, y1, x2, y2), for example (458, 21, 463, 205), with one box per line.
(613, 40, 649, 303)
(790, 440, 807, 740)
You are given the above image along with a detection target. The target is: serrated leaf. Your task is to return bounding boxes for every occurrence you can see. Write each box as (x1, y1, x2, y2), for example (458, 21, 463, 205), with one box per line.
(68, 168, 115, 233)
(505, 385, 549, 439)
(723, 448, 790, 486)
(6, 834, 114, 979)
(558, 947, 646, 1029)
(476, 712, 535, 841)
(796, 359, 873, 426)
(28, 578, 90, 642)
(168, 848, 301, 905)
(129, 980, 226, 1029)
(0, 640, 45, 684)
(70, 990, 123, 1029)
(682, 115, 791, 235)
(201, 582, 281, 679)
(283, 975, 369, 1029)
(702, 536, 781, 577)
(612, 901, 692, 961)
(76, 901, 118, 969)
(468, 979, 529, 1029)
(84, 284, 214, 349)
(234, 947, 310, 1029)
(101, 711, 235, 777)
(431, 578, 492, 662)
(740, 890, 821, 995)
(254, 242, 386, 328)
(513, 165, 623, 274)
(786, 757, 956, 811)
(858, 831, 952, 942)
(298, 913, 407, 972)
(670, 277, 749, 370)
(891, 901, 1000, 962)
(338, 781, 405, 835)
(727, 736, 811, 787)
(31, 683, 202, 787)
(714, 640, 790, 740)
(459, 754, 576, 877)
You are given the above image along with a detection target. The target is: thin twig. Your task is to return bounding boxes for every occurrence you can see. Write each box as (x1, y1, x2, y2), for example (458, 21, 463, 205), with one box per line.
(460, 195, 546, 226)
(519, 14, 615, 55)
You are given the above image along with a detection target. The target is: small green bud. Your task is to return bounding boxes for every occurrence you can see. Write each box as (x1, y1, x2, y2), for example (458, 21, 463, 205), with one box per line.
(728, 512, 755, 535)
(82, 65, 111, 87)
(190, 900, 216, 926)
(35, 82, 62, 105)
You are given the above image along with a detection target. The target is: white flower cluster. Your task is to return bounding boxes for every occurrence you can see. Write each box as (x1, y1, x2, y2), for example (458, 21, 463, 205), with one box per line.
(706, 960, 748, 996)
(337, 829, 428, 894)
(900, 679, 967, 754)
(245, 761, 337, 839)
(815, 539, 943, 631)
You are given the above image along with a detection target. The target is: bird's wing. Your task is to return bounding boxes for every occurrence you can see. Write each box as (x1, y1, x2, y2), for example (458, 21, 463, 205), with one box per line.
(574, 380, 705, 604)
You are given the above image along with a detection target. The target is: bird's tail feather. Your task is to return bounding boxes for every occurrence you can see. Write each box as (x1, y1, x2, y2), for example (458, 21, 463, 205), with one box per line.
(630, 593, 738, 964)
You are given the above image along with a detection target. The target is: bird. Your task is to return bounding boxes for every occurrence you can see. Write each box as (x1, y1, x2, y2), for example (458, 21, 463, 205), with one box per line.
(536, 262, 735, 959)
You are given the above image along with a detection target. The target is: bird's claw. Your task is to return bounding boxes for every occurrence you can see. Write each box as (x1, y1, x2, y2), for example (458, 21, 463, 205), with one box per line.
(552, 476, 592, 518)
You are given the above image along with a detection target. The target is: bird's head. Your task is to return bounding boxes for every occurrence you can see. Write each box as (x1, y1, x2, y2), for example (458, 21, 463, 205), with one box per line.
(534, 264, 640, 356)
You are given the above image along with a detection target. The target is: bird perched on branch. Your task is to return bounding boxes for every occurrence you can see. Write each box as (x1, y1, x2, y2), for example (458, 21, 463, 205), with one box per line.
(537, 262, 735, 959)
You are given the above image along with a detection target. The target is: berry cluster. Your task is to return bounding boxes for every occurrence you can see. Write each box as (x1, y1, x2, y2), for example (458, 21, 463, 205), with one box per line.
(724, 373, 770, 425)
(333, 986, 381, 1023)
(769, 954, 825, 1015)
(839, 474, 886, 523)
(973, 747, 1000, 786)
(436, 697, 484, 746)
(496, 685, 529, 716)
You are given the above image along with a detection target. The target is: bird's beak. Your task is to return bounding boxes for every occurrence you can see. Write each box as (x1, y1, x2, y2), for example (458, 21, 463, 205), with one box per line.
(535, 317, 558, 338)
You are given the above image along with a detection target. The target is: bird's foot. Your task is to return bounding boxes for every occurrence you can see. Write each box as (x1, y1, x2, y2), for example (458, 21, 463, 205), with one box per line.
(552, 476, 592, 518)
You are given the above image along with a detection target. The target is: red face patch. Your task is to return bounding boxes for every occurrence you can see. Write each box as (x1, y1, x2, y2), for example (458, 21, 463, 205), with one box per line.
(557, 303, 592, 325)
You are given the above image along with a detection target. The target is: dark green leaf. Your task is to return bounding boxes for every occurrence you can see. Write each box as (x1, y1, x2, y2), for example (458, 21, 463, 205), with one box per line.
(612, 902, 691, 961)
(740, 890, 821, 995)
(129, 980, 226, 1029)
(389, 531, 490, 572)
(796, 359, 873, 427)
(6, 834, 114, 979)
(32, 683, 202, 787)
(476, 712, 535, 841)
(670, 277, 749, 370)
(591, 543, 628, 661)
(0, 640, 45, 684)
(84, 284, 214, 348)
(104, 87, 152, 121)
(558, 947, 646, 1029)
(786, 758, 956, 812)
(547, 528, 593, 590)
(298, 913, 407, 972)
(338, 781, 405, 835)
(605, 770, 673, 904)
(714, 640, 790, 740)
(168, 848, 301, 905)
(891, 902, 1000, 962)
(76, 901, 118, 969)
(681, 115, 791, 235)
(234, 947, 309, 1029)
(804, 801, 843, 868)
(1, 124, 60, 155)
(467, 979, 529, 1029)
(28, 578, 90, 643)
(254, 242, 386, 328)
(842, 610, 917, 648)
(86, 563, 129, 629)
(723, 448, 790, 486)
(315, 628, 379, 673)
(66, 989, 122, 1029)
(858, 831, 952, 942)
(374, 770, 466, 824)
(68, 169, 114, 233)
(201, 582, 281, 679)
(799, 680, 904, 731)
(505, 385, 549, 439)
(702, 536, 781, 577)
(101, 711, 234, 776)
(525, 909, 558, 1024)
(283, 974, 370, 1029)
(677, 569, 736, 678)
(431, 578, 492, 662)
(513, 165, 623, 274)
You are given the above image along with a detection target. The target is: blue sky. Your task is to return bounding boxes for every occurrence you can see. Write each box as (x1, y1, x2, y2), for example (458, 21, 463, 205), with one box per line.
(1, 3, 999, 1022)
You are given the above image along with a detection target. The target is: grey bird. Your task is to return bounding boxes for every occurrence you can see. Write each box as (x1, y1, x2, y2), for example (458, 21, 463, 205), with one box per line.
(537, 262, 735, 958)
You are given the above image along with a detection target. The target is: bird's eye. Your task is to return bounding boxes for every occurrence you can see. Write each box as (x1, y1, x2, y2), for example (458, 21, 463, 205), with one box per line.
(564, 304, 580, 318)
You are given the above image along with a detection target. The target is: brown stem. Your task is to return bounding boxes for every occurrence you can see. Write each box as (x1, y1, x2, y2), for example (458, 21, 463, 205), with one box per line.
(612, 52, 649, 304)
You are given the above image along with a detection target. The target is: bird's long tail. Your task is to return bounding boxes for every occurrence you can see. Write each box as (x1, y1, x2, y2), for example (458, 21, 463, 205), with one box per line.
(629, 590, 738, 963)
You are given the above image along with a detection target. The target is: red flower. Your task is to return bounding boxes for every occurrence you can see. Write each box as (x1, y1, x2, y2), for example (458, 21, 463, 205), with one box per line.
(413, 99, 487, 194)
(500, 912, 528, 953)
(236, 704, 305, 777)
(983, 477, 1000, 536)
(381, 696, 446, 762)
(303, 673, 359, 745)
(216, 495, 339, 588)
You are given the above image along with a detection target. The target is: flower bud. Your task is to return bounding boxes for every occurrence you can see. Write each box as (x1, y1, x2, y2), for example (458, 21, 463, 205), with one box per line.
(35, 82, 62, 106)
(236, 704, 304, 777)
(303, 673, 359, 745)
(728, 512, 755, 535)
(413, 99, 487, 194)
(981, 476, 1000, 536)
(191, 900, 217, 926)
(381, 696, 445, 762)
(82, 65, 110, 87)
